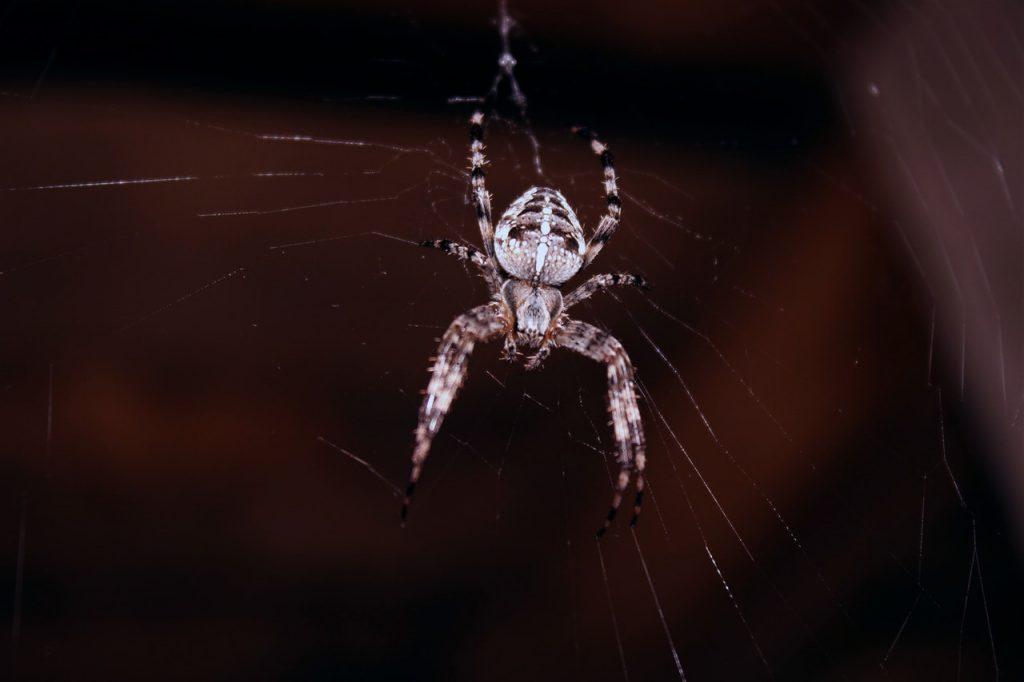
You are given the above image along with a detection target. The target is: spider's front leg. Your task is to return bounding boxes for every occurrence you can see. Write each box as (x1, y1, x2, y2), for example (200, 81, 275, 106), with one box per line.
(402, 302, 509, 524)
(553, 318, 646, 536)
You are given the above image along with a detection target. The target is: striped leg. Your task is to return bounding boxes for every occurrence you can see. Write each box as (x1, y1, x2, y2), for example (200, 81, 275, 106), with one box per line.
(563, 273, 650, 310)
(553, 319, 646, 536)
(420, 238, 502, 293)
(469, 111, 498, 263)
(402, 302, 509, 524)
(572, 126, 622, 268)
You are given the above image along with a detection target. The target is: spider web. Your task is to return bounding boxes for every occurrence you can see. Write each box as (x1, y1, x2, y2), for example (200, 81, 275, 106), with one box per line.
(0, 1, 1021, 680)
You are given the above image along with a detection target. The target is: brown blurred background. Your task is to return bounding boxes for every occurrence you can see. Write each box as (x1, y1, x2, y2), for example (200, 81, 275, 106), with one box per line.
(1, 1, 1021, 680)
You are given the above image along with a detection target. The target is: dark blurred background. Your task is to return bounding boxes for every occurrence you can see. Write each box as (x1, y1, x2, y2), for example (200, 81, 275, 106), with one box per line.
(1, 1, 1021, 680)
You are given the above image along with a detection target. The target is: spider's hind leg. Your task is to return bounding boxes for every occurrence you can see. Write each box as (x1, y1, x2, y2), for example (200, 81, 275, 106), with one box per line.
(572, 125, 622, 269)
(469, 111, 497, 262)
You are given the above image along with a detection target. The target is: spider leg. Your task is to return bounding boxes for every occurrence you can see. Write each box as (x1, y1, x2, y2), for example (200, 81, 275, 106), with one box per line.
(402, 302, 509, 524)
(523, 325, 562, 370)
(469, 111, 499, 264)
(552, 318, 646, 536)
(563, 272, 650, 310)
(523, 344, 550, 371)
(500, 335, 520, 362)
(572, 125, 622, 269)
(420, 238, 502, 293)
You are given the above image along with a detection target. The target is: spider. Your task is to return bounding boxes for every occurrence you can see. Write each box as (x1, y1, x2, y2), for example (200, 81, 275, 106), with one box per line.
(402, 110, 649, 537)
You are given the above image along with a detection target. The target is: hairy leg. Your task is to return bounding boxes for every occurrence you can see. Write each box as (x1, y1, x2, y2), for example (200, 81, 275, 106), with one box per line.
(572, 126, 622, 269)
(523, 343, 550, 371)
(403, 302, 509, 523)
(553, 318, 646, 536)
(563, 272, 649, 310)
(420, 238, 502, 293)
(469, 111, 498, 264)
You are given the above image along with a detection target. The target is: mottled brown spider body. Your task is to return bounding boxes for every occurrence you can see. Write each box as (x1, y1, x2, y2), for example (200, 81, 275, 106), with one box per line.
(404, 111, 650, 537)
(495, 186, 585, 286)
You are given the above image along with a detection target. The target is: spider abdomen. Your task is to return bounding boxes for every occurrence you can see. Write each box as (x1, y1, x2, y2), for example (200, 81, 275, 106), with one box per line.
(494, 187, 585, 285)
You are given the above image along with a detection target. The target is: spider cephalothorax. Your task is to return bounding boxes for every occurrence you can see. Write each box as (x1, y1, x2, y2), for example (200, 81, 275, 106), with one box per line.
(402, 111, 649, 537)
